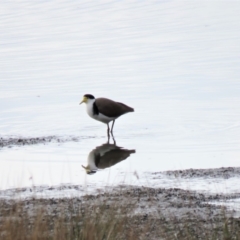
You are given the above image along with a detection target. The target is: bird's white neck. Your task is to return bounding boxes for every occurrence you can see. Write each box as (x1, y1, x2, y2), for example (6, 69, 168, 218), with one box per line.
(85, 99, 95, 117)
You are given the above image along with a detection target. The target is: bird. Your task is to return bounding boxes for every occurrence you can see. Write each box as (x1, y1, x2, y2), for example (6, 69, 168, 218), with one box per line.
(82, 142, 136, 174)
(80, 94, 134, 134)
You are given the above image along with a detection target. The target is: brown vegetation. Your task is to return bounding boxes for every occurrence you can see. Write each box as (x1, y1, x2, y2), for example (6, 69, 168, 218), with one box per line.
(0, 187, 240, 240)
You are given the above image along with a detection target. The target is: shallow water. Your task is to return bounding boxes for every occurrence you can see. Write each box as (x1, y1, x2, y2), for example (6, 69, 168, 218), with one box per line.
(0, 1, 240, 193)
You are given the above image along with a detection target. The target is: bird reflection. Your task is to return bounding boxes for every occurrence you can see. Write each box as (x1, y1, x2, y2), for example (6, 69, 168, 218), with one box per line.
(82, 136, 135, 175)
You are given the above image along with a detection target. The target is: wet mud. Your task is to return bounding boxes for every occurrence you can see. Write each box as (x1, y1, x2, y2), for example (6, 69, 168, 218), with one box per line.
(0, 136, 82, 148)
(153, 167, 240, 179)
(0, 183, 240, 220)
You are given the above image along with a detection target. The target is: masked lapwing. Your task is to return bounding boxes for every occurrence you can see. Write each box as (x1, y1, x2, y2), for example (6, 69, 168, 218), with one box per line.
(80, 94, 134, 134)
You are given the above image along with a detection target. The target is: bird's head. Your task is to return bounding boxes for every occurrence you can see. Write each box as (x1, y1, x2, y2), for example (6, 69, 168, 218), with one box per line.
(80, 94, 95, 105)
(82, 165, 97, 175)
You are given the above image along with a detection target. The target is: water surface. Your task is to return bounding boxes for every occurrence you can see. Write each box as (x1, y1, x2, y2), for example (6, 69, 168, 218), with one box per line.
(0, 1, 240, 193)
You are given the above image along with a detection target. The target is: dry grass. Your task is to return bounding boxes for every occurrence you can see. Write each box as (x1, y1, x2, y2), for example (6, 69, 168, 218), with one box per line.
(0, 188, 240, 240)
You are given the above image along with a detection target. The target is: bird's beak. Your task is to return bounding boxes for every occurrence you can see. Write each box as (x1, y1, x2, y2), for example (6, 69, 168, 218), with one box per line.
(80, 97, 87, 105)
(82, 165, 94, 174)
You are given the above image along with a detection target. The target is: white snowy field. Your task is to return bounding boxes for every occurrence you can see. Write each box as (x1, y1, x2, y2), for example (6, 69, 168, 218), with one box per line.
(0, 1, 240, 197)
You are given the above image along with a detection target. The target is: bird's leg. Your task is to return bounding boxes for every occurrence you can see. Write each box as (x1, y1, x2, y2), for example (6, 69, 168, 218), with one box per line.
(107, 123, 110, 138)
(110, 120, 115, 133)
(111, 132, 116, 145)
(107, 134, 110, 144)
(106, 125, 110, 144)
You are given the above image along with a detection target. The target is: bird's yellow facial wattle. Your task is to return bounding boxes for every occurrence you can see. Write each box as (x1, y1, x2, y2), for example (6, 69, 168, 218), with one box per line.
(80, 96, 88, 104)
(82, 165, 94, 174)
(81, 165, 88, 170)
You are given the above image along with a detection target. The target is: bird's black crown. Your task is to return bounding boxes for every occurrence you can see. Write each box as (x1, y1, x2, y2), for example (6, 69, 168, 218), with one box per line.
(84, 94, 95, 99)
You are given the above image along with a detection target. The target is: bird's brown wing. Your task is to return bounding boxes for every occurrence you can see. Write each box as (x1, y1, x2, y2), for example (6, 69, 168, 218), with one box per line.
(97, 149, 136, 169)
(95, 98, 134, 118)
